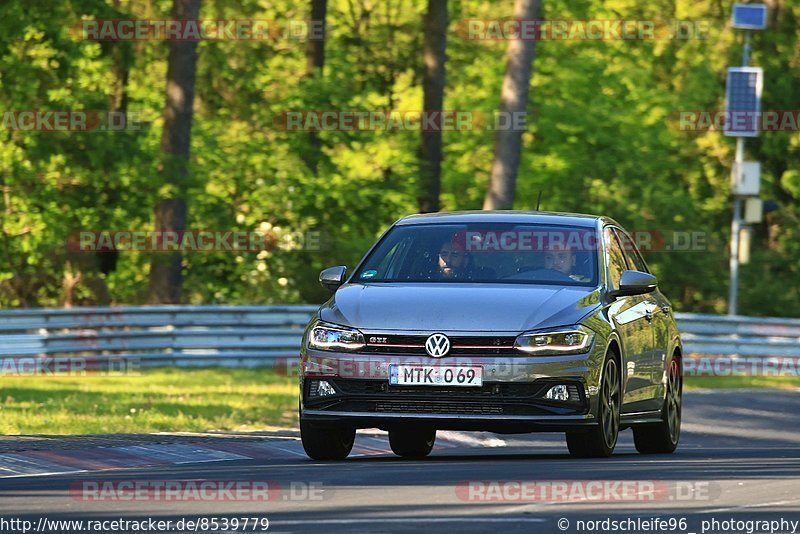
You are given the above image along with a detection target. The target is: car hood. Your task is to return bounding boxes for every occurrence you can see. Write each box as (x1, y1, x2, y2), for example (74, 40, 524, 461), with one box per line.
(319, 283, 601, 333)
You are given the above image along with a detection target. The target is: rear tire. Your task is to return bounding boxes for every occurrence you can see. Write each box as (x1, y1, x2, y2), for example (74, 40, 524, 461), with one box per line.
(633, 357, 681, 454)
(389, 427, 436, 458)
(567, 354, 620, 458)
(300, 419, 355, 460)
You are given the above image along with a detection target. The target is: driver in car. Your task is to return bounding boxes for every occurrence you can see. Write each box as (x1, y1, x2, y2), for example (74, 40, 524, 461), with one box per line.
(544, 243, 591, 282)
(438, 240, 469, 279)
(437, 238, 497, 280)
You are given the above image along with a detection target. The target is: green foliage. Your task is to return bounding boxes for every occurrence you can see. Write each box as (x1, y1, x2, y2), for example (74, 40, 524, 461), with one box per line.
(1, 0, 798, 315)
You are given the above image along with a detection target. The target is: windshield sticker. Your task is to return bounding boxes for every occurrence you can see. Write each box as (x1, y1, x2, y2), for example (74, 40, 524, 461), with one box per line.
(361, 269, 377, 279)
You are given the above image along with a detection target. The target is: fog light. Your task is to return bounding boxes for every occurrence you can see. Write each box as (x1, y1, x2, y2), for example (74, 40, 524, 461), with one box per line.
(545, 385, 570, 401)
(317, 380, 336, 397)
(308, 379, 337, 398)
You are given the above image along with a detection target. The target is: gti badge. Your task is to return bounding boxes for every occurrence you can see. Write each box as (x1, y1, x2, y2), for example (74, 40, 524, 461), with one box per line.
(425, 333, 451, 357)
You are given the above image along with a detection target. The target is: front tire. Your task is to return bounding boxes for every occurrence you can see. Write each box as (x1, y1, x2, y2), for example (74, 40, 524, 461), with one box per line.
(633, 357, 681, 454)
(389, 427, 436, 458)
(567, 354, 620, 458)
(300, 419, 355, 460)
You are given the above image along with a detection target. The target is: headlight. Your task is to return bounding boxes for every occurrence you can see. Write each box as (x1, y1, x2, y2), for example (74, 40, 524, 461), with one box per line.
(308, 321, 365, 352)
(514, 325, 595, 355)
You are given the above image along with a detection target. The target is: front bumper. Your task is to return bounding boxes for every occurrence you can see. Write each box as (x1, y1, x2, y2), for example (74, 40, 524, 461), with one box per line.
(302, 411, 597, 433)
(299, 345, 606, 433)
(302, 377, 594, 432)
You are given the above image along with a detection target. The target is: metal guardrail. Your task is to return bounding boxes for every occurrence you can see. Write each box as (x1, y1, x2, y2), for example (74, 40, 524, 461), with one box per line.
(676, 313, 800, 358)
(0, 306, 798, 367)
(0, 305, 317, 368)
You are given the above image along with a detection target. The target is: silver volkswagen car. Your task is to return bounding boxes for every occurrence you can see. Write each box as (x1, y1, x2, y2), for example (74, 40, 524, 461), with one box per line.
(299, 211, 682, 460)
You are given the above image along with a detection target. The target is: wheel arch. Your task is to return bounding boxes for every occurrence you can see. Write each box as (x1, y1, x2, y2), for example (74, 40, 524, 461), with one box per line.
(603, 334, 625, 397)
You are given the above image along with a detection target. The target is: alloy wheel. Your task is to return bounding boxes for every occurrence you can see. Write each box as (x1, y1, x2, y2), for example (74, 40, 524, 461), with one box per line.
(600, 358, 620, 449)
(666, 359, 682, 444)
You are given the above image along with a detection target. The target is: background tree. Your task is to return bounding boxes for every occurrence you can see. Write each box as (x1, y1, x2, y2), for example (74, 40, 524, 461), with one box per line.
(2, 0, 799, 317)
(147, 0, 201, 304)
(418, 0, 447, 213)
(482, 0, 542, 210)
(303, 0, 328, 174)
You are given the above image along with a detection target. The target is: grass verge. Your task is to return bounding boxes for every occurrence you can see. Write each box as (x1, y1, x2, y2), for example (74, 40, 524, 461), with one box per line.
(0, 367, 298, 435)
(684, 375, 800, 390)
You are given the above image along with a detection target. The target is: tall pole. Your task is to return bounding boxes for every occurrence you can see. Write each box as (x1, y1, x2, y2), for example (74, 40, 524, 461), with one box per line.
(728, 31, 751, 316)
(728, 141, 743, 315)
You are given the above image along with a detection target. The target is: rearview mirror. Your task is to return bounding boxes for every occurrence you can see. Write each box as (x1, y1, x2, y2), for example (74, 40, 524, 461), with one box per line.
(609, 270, 657, 297)
(319, 266, 347, 293)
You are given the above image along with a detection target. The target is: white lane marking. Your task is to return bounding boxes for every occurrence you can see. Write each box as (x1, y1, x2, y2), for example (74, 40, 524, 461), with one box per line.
(437, 431, 507, 448)
(263, 443, 309, 458)
(0, 470, 87, 479)
(175, 458, 244, 464)
(0, 454, 83, 477)
(126, 444, 249, 461)
(699, 499, 800, 514)
(681, 423, 800, 444)
(271, 517, 547, 525)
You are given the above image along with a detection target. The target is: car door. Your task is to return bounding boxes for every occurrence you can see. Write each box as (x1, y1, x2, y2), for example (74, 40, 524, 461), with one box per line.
(614, 227, 664, 409)
(647, 289, 673, 402)
(603, 226, 655, 411)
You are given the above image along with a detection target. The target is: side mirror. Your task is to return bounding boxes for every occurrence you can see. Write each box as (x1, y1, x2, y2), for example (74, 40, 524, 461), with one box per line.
(319, 266, 347, 293)
(609, 270, 657, 297)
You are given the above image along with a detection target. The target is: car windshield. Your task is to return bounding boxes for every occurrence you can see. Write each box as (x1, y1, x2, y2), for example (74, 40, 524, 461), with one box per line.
(354, 222, 599, 286)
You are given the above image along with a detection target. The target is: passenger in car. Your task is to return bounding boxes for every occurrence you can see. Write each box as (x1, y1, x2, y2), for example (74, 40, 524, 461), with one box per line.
(544, 242, 591, 282)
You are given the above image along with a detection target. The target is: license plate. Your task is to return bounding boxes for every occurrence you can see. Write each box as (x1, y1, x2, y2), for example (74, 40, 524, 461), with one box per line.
(389, 365, 483, 387)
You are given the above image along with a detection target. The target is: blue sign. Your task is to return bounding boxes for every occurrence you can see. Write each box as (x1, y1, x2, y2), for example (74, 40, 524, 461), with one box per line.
(725, 67, 763, 137)
(732, 4, 767, 30)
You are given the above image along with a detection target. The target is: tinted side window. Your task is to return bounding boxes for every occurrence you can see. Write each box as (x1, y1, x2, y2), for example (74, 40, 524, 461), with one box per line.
(614, 228, 649, 273)
(604, 227, 629, 289)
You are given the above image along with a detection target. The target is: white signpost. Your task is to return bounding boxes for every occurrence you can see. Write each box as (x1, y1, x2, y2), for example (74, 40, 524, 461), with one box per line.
(725, 4, 766, 316)
(732, 161, 761, 196)
(743, 197, 763, 224)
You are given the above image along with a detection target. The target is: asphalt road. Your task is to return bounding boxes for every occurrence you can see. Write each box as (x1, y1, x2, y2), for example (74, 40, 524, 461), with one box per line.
(1, 389, 799, 534)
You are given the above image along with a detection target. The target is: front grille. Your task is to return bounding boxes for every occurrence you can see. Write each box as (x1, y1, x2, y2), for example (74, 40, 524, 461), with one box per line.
(361, 334, 516, 355)
(333, 379, 541, 398)
(375, 401, 504, 415)
(304, 378, 590, 417)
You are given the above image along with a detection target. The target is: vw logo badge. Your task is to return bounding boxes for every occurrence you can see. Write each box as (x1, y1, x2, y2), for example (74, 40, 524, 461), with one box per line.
(425, 333, 451, 358)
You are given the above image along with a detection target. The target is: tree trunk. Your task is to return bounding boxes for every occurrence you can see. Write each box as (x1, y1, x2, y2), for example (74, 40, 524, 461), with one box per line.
(147, 0, 201, 304)
(306, 0, 327, 74)
(418, 0, 447, 213)
(303, 0, 328, 174)
(482, 0, 541, 210)
(97, 3, 130, 279)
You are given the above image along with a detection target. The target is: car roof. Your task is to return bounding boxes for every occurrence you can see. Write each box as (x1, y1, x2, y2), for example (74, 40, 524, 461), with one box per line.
(395, 210, 612, 229)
